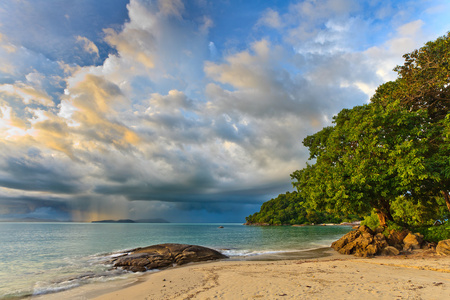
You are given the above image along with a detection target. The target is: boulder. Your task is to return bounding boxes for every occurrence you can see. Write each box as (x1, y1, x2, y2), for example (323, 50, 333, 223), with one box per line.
(380, 246, 400, 256)
(331, 230, 361, 252)
(373, 233, 389, 249)
(387, 229, 410, 249)
(332, 229, 381, 257)
(112, 243, 228, 272)
(436, 239, 450, 256)
(403, 233, 423, 251)
(421, 241, 437, 250)
(358, 225, 374, 235)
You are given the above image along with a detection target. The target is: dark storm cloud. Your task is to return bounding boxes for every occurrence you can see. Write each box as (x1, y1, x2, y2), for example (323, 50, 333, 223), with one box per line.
(0, 195, 70, 220)
(0, 153, 84, 194)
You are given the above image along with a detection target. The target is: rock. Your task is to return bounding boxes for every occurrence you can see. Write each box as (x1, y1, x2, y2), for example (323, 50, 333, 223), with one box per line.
(403, 233, 423, 251)
(387, 229, 410, 249)
(358, 225, 374, 235)
(331, 230, 361, 252)
(338, 240, 358, 255)
(332, 229, 381, 257)
(436, 239, 450, 256)
(421, 241, 437, 250)
(356, 244, 378, 257)
(332, 227, 435, 257)
(353, 233, 377, 257)
(374, 233, 388, 249)
(380, 246, 400, 256)
(113, 243, 228, 272)
(218, 226, 224, 228)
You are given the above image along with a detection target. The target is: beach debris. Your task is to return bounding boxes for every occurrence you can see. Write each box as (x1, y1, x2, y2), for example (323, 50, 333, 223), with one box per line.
(436, 239, 450, 256)
(111, 243, 228, 272)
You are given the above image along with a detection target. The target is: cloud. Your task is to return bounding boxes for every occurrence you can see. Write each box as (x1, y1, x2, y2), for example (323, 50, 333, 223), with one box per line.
(0, 83, 54, 107)
(75, 36, 100, 57)
(257, 8, 283, 29)
(158, 0, 185, 17)
(0, 0, 448, 222)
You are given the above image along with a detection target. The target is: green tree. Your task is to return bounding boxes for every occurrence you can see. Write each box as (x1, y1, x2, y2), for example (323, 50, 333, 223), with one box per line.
(291, 33, 450, 227)
(292, 99, 434, 226)
(393, 32, 450, 121)
(245, 191, 353, 225)
(391, 32, 450, 211)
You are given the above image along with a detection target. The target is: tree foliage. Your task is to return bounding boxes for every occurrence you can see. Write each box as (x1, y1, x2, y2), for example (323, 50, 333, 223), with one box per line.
(246, 33, 450, 234)
(245, 191, 358, 225)
(292, 100, 437, 226)
(393, 32, 450, 120)
(290, 32, 450, 227)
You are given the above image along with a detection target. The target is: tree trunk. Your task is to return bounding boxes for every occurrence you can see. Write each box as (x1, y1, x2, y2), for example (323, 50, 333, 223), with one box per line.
(376, 198, 393, 227)
(376, 209, 392, 227)
(442, 191, 450, 212)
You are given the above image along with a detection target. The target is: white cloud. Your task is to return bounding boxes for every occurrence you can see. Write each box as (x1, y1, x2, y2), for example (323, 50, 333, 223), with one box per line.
(257, 8, 283, 29)
(0, 83, 54, 107)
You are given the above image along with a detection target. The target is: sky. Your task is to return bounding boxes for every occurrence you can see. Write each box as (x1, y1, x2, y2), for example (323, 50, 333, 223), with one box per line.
(0, 0, 449, 223)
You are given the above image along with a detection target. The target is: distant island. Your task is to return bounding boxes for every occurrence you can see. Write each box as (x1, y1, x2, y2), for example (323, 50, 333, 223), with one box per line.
(91, 218, 170, 223)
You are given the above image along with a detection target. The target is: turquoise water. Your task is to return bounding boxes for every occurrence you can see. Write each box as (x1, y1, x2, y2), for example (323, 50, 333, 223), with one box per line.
(0, 222, 351, 299)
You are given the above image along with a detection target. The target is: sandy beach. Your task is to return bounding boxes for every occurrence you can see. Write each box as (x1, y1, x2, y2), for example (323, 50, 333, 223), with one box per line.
(30, 248, 450, 300)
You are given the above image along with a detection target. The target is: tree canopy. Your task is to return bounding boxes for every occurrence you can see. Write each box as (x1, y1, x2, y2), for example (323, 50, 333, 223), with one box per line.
(245, 191, 358, 225)
(291, 32, 450, 227)
(247, 32, 450, 231)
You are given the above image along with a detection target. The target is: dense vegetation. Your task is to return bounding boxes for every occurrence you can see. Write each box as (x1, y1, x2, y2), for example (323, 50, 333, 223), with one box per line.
(247, 33, 450, 240)
(245, 191, 359, 225)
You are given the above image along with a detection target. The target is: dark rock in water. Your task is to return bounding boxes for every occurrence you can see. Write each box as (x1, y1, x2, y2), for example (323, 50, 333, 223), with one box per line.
(218, 226, 224, 228)
(112, 243, 228, 272)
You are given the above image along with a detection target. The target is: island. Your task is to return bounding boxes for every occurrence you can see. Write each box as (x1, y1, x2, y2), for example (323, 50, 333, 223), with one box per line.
(91, 218, 170, 223)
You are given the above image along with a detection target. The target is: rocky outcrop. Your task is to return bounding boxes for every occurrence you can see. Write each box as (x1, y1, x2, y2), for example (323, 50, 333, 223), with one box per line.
(386, 229, 410, 248)
(436, 239, 450, 256)
(403, 232, 424, 251)
(331, 226, 426, 257)
(112, 243, 228, 272)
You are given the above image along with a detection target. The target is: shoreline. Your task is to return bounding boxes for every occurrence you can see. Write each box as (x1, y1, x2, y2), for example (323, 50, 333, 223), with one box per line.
(28, 248, 450, 299)
(27, 247, 336, 300)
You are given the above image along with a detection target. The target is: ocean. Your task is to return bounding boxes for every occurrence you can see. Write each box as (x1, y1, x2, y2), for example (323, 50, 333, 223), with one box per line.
(0, 222, 352, 299)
